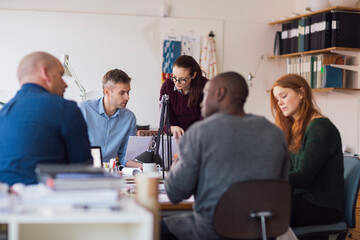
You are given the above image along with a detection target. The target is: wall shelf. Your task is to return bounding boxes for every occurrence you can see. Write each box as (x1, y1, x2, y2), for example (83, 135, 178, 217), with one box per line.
(268, 47, 360, 59)
(268, 6, 360, 25)
(267, 88, 360, 93)
(312, 88, 360, 92)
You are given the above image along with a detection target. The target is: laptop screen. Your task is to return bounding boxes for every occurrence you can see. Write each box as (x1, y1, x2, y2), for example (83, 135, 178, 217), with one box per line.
(91, 146, 103, 168)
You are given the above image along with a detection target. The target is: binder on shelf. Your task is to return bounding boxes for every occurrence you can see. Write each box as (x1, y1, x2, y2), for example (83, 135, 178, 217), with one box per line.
(320, 12, 332, 49)
(312, 55, 318, 88)
(281, 22, 291, 54)
(298, 18, 305, 53)
(274, 31, 281, 56)
(304, 17, 311, 52)
(310, 15, 317, 51)
(331, 11, 360, 48)
(290, 20, 299, 53)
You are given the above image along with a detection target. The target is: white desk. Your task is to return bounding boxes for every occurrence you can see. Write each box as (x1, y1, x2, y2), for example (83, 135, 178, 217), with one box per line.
(0, 198, 153, 240)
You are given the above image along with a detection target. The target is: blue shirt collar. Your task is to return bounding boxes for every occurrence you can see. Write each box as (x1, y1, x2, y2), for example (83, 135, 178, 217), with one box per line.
(97, 97, 120, 118)
(21, 83, 48, 93)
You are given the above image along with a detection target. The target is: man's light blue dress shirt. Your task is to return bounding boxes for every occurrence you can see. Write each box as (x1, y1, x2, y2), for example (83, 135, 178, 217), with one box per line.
(78, 97, 137, 165)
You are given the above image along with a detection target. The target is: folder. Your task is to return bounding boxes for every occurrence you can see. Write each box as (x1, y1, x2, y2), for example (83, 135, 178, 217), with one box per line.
(323, 65, 343, 88)
(310, 55, 317, 88)
(331, 11, 360, 48)
(304, 17, 311, 51)
(320, 12, 332, 49)
(298, 18, 305, 53)
(290, 20, 299, 53)
(274, 31, 281, 56)
(281, 23, 291, 54)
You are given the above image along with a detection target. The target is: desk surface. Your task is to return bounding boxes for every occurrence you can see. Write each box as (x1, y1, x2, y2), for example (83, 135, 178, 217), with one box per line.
(124, 181, 194, 212)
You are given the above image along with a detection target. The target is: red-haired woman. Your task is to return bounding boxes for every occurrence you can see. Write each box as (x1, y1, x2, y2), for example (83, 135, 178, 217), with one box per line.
(160, 55, 208, 138)
(270, 73, 344, 227)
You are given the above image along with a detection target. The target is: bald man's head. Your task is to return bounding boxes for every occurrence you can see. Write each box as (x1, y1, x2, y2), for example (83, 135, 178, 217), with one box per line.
(16, 52, 67, 96)
(17, 52, 59, 83)
(201, 72, 248, 118)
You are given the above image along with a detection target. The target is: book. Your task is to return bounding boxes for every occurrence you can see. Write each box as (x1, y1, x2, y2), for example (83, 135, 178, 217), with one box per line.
(46, 174, 123, 191)
(35, 164, 123, 190)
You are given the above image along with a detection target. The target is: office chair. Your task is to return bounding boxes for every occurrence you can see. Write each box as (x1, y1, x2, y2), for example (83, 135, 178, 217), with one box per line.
(137, 130, 158, 136)
(213, 180, 291, 240)
(292, 156, 360, 240)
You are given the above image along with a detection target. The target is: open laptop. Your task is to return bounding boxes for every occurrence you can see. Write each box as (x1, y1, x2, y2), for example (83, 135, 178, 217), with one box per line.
(91, 146, 103, 168)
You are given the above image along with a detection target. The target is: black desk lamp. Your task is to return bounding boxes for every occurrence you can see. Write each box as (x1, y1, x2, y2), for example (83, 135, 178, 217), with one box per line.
(135, 94, 172, 178)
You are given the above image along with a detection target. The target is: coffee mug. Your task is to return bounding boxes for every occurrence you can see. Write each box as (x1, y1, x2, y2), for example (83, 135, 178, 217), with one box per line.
(143, 163, 160, 173)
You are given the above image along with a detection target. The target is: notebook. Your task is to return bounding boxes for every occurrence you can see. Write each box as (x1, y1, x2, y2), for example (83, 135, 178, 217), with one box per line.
(91, 146, 103, 168)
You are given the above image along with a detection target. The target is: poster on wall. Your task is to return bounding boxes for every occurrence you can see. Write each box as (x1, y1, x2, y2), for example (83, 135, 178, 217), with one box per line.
(181, 35, 201, 63)
(162, 35, 201, 83)
(162, 35, 181, 83)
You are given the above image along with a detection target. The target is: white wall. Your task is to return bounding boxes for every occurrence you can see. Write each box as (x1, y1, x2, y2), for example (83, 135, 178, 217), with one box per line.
(0, 0, 294, 128)
(4, 0, 360, 152)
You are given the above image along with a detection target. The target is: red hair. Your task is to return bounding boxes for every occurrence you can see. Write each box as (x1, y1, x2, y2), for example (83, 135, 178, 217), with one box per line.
(270, 74, 322, 152)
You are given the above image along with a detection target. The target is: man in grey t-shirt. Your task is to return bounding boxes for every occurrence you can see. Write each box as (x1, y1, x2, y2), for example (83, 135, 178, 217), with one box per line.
(162, 72, 289, 240)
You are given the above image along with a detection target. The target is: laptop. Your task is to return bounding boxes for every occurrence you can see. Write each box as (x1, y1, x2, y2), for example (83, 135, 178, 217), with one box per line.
(124, 136, 178, 168)
(91, 146, 103, 168)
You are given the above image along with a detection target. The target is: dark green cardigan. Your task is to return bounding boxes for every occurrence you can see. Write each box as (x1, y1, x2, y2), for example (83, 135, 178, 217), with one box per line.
(290, 118, 345, 213)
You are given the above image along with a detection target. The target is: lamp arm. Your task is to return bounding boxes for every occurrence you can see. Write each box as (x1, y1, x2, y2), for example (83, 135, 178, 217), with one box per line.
(62, 55, 87, 101)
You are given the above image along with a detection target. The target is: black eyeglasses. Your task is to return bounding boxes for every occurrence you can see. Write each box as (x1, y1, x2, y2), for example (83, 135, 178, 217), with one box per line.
(170, 76, 189, 85)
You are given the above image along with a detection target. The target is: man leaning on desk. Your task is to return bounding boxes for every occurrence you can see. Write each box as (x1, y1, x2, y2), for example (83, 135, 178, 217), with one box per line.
(78, 69, 141, 168)
(162, 72, 289, 240)
(0, 51, 92, 186)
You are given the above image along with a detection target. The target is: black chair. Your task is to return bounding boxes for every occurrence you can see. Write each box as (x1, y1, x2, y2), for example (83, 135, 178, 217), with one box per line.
(292, 156, 360, 240)
(213, 180, 291, 240)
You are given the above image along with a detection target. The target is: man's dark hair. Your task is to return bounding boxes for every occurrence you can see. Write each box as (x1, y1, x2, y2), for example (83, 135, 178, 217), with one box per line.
(102, 69, 131, 89)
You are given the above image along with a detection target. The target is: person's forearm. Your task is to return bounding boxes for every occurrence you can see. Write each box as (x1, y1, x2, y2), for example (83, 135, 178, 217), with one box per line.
(125, 160, 143, 169)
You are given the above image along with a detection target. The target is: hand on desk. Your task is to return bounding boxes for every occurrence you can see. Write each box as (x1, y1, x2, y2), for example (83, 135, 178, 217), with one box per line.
(171, 126, 184, 139)
(125, 159, 143, 170)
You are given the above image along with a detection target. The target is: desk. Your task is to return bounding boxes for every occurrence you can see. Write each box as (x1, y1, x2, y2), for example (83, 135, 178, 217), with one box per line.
(0, 198, 153, 240)
(123, 180, 194, 216)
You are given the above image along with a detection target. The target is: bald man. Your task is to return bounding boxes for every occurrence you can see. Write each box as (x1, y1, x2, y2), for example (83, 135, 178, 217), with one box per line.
(0, 51, 92, 185)
(162, 72, 289, 240)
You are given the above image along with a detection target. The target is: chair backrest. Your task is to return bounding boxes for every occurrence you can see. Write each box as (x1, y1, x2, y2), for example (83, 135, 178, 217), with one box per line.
(213, 180, 291, 239)
(137, 130, 158, 136)
(343, 156, 360, 228)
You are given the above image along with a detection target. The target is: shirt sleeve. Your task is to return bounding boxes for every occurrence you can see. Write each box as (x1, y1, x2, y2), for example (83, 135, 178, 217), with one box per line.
(165, 127, 201, 203)
(62, 101, 92, 164)
(289, 120, 338, 188)
(119, 114, 137, 165)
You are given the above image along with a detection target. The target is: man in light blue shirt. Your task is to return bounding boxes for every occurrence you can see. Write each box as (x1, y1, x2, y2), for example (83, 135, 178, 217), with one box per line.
(79, 69, 141, 168)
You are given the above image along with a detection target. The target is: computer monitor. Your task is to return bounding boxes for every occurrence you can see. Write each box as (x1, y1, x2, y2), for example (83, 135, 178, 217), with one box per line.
(91, 146, 103, 168)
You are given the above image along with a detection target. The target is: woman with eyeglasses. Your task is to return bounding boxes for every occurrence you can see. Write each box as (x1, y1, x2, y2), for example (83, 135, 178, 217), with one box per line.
(160, 55, 208, 138)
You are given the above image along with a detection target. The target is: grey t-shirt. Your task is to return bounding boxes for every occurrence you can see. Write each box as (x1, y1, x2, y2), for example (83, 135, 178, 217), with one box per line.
(164, 113, 289, 240)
